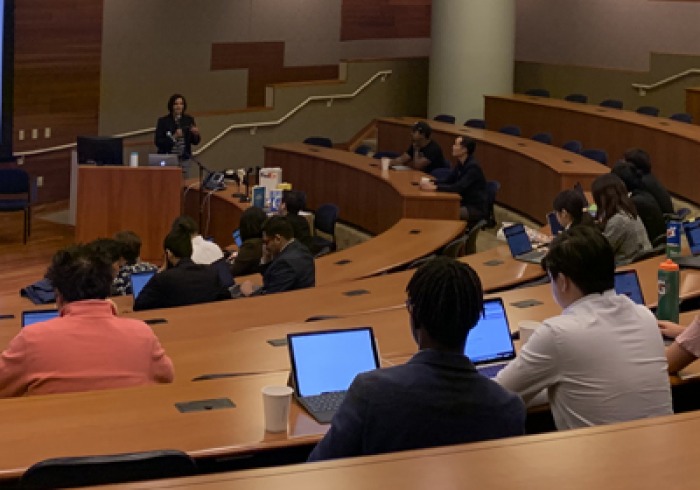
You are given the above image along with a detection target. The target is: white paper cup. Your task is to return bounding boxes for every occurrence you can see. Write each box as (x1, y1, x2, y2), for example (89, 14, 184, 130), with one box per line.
(420, 176, 431, 186)
(380, 157, 390, 171)
(518, 320, 540, 346)
(262, 385, 293, 433)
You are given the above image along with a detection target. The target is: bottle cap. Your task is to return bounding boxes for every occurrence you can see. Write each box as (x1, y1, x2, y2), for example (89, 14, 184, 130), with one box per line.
(659, 259, 679, 271)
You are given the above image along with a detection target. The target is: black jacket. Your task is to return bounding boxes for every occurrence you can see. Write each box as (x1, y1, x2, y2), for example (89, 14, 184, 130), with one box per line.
(154, 113, 201, 159)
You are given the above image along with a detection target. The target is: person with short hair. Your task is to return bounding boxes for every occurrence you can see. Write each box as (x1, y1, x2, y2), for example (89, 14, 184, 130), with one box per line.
(0, 245, 174, 397)
(623, 148, 674, 214)
(496, 227, 672, 430)
(171, 215, 223, 265)
(133, 225, 228, 311)
(552, 189, 595, 231)
(611, 161, 665, 243)
(390, 121, 446, 175)
(308, 257, 525, 461)
(420, 136, 488, 224)
(239, 216, 315, 296)
(280, 190, 313, 252)
(591, 173, 651, 264)
(112, 230, 159, 295)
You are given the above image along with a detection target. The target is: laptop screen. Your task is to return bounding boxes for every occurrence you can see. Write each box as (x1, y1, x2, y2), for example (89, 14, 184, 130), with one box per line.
(504, 223, 533, 257)
(465, 298, 516, 364)
(684, 221, 700, 256)
(232, 229, 242, 247)
(22, 309, 59, 328)
(547, 211, 564, 236)
(614, 270, 645, 305)
(131, 270, 155, 299)
(288, 327, 380, 398)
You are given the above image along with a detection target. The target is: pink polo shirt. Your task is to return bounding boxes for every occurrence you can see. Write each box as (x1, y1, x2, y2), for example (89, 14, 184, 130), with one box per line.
(0, 300, 174, 397)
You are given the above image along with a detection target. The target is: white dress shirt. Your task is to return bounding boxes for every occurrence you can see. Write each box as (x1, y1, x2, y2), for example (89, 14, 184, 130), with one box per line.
(190, 235, 224, 265)
(496, 290, 672, 430)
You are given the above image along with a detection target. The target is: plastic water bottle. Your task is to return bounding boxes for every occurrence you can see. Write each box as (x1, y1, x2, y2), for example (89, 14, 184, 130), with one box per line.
(657, 259, 680, 323)
(666, 220, 681, 258)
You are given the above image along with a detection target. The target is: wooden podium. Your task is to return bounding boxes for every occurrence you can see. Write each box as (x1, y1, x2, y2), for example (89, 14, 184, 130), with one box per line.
(76, 166, 182, 263)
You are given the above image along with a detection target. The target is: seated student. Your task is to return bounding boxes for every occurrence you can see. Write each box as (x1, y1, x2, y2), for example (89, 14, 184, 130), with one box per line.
(134, 225, 228, 311)
(308, 257, 525, 461)
(0, 244, 174, 397)
(552, 189, 595, 231)
(172, 215, 224, 265)
(496, 227, 672, 430)
(239, 216, 315, 296)
(419, 136, 488, 225)
(229, 206, 267, 278)
(611, 161, 666, 243)
(87, 238, 126, 279)
(112, 230, 159, 295)
(658, 316, 700, 374)
(389, 121, 446, 175)
(591, 173, 651, 264)
(280, 190, 313, 252)
(624, 148, 674, 215)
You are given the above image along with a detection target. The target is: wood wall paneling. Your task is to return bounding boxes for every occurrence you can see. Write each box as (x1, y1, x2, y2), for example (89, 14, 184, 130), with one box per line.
(341, 0, 431, 41)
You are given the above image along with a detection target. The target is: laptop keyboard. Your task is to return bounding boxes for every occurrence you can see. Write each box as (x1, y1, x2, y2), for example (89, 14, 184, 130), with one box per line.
(477, 363, 507, 378)
(303, 391, 347, 413)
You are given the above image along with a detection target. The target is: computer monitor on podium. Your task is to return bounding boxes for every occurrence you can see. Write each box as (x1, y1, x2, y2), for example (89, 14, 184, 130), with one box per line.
(77, 136, 124, 166)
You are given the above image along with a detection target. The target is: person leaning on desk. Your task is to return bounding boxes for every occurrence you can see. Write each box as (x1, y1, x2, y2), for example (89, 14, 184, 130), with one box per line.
(308, 257, 525, 462)
(659, 317, 700, 374)
(0, 244, 174, 397)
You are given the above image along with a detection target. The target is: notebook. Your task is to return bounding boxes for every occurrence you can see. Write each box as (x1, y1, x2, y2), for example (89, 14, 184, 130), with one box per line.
(147, 154, 179, 167)
(504, 223, 548, 264)
(547, 211, 564, 236)
(131, 270, 156, 300)
(673, 221, 700, 269)
(614, 270, 645, 305)
(466, 298, 517, 378)
(287, 326, 380, 424)
(21, 309, 59, 328)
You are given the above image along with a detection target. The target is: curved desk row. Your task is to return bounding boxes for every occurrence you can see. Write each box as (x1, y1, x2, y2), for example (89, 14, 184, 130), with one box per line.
(484, 94, 700, 206)
(376, 117, 609, 224)
(263, 142, 461, 235)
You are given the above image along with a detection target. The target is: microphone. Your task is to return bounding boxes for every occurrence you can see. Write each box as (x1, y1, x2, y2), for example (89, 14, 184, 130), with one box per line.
(166, 131, 177, 142)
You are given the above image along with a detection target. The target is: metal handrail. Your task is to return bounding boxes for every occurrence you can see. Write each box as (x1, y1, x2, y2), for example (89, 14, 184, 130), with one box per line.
(14, 69, 393, 158)
(632, 68, 700, 96)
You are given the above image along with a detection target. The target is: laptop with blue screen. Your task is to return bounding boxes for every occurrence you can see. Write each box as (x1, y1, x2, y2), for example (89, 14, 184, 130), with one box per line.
(674, 221, 700, 269)
(287, 326, 380, 423)
(504, 223, 547, 264)
(131, 270, 155, 301)
(614, 270, 645, 305)
(466, 298, 517, 378)
(21, 309, 59, 328)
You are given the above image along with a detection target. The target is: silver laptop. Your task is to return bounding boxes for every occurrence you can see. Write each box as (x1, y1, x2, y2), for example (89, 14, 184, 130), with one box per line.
(467, 298, 517, 378)
(287, 326, 380, 424)
(504, 223, 548, 264)
(147, 154, 179, 167)
(673, 221, 700, 269)
(21, 309, 59, 328)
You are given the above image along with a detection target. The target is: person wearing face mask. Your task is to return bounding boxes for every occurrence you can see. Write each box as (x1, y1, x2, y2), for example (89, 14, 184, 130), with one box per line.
(133, 223, 228, 311)
(155, 93, 201, 178)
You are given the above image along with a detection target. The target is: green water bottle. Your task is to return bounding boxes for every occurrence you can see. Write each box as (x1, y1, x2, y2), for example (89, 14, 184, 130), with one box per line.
(657, 259, 680, 323)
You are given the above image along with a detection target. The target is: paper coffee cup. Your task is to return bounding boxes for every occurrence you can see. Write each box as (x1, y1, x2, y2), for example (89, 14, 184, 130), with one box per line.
(380, 157, 390, 171)
(262, 385, 293, 433)
(518, 320, 540, 346)
(420, 176, 431, 185)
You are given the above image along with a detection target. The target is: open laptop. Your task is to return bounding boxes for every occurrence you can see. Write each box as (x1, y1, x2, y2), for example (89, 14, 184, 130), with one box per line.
(504, 223, 548, 264)
(614, 270, 645, 305)
(547, 211, 564, 236)
(147, 154, 179, 167)
(287, 326, 380, 424)
(21, 309, 59, 328)
(131, 270, 156, 300)
(466, 298, 517, 378)
(673, 221, 700, 270)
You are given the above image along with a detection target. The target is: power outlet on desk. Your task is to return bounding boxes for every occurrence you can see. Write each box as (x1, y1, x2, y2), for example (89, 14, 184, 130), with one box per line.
(175, 398, 236, 413)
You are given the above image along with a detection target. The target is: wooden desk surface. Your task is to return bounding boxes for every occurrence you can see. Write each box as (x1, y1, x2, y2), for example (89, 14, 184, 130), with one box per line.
(484, 94, 700, 206)
(101, 410, 700, 490)
(264, 142, 460, 235)
(376, 117, 608, 224)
